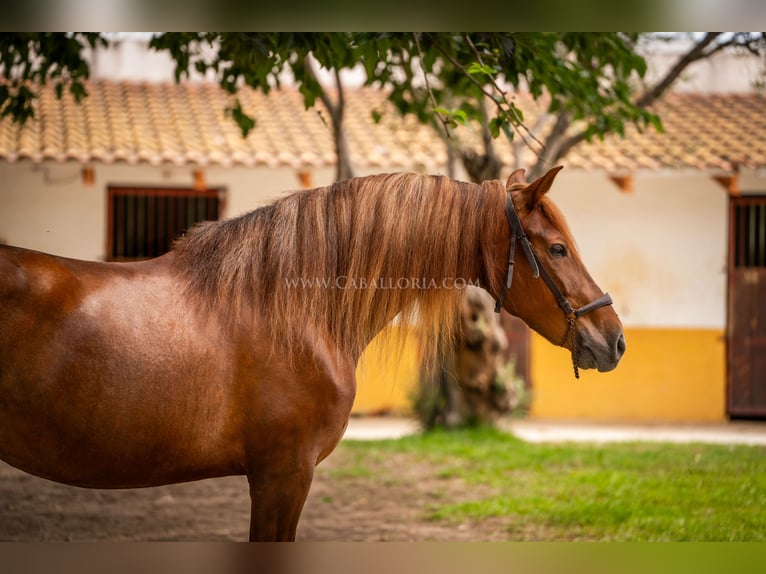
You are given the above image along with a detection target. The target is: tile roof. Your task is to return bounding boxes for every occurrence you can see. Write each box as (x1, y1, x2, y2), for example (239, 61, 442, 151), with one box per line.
(1, 80, 765, 172)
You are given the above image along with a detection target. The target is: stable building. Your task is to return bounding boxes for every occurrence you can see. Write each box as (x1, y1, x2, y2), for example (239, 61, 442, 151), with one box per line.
(1, 80, 765, 422)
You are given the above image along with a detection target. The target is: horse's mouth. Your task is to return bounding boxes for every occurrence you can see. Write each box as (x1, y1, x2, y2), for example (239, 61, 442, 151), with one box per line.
(577, 332, 625, 373)
(575, 345, 600, 371)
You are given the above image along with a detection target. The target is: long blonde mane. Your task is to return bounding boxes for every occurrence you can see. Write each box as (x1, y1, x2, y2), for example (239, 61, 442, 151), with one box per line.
(173, 172, 507, 359)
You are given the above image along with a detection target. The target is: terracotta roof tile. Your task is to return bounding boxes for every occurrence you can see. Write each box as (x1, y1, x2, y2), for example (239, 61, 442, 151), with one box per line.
(1, 80, 765, 173)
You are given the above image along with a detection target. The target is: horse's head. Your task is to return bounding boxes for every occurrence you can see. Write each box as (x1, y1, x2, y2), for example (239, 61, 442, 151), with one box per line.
(495, 166, 625, 374)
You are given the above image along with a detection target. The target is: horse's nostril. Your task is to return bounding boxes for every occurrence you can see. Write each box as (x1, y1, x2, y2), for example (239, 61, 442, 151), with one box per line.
(616, 333, 626, 358)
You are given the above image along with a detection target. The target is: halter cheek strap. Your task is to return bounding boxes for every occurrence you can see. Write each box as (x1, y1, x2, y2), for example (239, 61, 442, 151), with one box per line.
(493, 199, 539, 313)
(493, 193, 614, 378)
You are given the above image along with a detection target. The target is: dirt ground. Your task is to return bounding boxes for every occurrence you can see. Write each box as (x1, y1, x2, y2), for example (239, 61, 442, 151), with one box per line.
(0, 448, 509, 542)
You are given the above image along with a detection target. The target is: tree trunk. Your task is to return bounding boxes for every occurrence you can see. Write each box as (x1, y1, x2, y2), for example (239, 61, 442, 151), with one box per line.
(460, 96, 502, 182)
(332, 110, 354, 181)
(306, 58, 355, 182)
(416, 99, 530, 429)
(415, 287, 521, 429)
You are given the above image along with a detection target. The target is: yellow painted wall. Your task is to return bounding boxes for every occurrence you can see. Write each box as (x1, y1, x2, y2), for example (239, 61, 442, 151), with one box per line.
(351, 327, 728, 422)
(352, 327, 421, 415)
(529, 328, 727, 422)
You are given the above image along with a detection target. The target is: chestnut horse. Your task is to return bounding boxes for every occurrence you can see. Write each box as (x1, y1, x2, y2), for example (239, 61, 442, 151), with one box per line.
(0, 166, 624, 541)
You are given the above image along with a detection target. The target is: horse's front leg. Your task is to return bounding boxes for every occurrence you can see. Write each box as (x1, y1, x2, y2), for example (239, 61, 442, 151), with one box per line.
(246, 463, 315, 541)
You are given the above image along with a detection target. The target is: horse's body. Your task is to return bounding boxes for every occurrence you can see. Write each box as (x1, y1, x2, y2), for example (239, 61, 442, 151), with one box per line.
(0, 168, 624, 540)
(0, 248, 354, 538)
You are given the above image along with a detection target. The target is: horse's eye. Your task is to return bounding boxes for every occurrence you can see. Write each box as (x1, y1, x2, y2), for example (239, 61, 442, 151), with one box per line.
(549, 244, 567, 258)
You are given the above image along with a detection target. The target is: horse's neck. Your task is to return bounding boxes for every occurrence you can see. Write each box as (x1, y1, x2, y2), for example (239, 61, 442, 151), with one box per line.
(350, 241, 490, 363)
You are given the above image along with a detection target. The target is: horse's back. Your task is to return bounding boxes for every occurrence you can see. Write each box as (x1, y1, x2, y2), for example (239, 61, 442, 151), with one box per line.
(0, 244, 28, 294)
(0, 245, 89, 365)
(0, 245, 139, 361)
(0, 244, 60, 307)
(1, 245, 97, 320)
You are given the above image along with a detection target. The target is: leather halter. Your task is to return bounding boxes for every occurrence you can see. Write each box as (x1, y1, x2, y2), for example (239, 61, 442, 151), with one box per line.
(493, 192, 613, 378)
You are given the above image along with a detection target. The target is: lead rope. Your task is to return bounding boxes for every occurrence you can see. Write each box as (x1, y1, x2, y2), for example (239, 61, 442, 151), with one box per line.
(563, 317, 580, 379)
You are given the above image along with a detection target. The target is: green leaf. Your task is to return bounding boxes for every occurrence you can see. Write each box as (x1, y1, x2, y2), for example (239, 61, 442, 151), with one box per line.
(69, 81, 87, 102)
(648, 114, 664, 134)
(298, 81, 318, 109)
(228, 100, 256, 137)
(452, 109, 467, 125)
(501, 122, 515, 142)
(488, 117, 502, 139)
(466, 62, 496, 77)
(507, 104, 523, 124)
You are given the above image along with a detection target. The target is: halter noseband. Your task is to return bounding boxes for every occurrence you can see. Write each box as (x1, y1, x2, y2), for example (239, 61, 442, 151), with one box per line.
(493, 192, 613, 378)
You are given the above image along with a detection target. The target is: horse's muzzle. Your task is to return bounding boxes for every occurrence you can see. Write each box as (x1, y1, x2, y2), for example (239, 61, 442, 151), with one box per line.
(579, 330, 626, 373)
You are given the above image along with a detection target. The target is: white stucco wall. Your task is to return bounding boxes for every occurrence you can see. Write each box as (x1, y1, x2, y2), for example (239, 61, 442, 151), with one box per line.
(550, 170, 733, 330)
(0, 161, 106, 260)
(641, 42, 764, 94)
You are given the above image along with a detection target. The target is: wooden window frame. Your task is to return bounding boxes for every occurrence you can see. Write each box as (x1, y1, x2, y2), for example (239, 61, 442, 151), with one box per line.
(106, 186, 225, 262)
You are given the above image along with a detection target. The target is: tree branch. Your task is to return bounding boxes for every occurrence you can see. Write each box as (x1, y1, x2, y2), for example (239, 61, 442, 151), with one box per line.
(530, 112, 578, 178)
(304, 54, 353, 181)
(333, 66, 345, 117)
(412, 32, 454, 142)
(304, 53, 338, 117)
(423, 32, 545, 155)
(533, 32, 752, 177)
(460, 96, 503, 182)
(634, 32, 721, 108)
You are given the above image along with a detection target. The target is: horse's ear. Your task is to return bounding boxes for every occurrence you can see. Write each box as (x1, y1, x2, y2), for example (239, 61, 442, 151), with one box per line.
(523, 165, 564, 208)
(506, 168, 526, 188)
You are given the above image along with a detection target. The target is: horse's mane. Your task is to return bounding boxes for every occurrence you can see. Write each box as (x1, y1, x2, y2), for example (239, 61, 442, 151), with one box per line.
(173, 172, 507, 359)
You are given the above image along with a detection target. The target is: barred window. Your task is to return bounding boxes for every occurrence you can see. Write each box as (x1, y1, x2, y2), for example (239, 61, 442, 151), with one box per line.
(732, 198, 766, 268)
(107, 187, 222, 261)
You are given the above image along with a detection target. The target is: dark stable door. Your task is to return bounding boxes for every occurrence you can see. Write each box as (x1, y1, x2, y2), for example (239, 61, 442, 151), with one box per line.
(728, 197, 766, 417)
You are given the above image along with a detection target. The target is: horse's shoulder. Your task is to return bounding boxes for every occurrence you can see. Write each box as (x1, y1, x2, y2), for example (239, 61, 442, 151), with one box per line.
(0, 245, 36, 295)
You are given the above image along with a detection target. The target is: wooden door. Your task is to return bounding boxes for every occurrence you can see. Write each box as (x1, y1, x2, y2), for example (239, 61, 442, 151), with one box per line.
(728, 196, 766, 417)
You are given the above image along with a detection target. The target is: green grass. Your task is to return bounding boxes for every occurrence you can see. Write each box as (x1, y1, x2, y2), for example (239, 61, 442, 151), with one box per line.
(338, 427, 766, 541)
